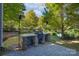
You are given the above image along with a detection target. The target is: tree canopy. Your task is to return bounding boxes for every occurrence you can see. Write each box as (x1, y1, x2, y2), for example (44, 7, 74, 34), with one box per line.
(3, 3, 25, 31)
(20, 10, 39, 32)
(43, 3, 79, 38)
(3, 3, 79, 38)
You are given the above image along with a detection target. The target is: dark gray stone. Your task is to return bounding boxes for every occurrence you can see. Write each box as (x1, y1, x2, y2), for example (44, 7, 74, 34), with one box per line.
(21, 34, 38, 49)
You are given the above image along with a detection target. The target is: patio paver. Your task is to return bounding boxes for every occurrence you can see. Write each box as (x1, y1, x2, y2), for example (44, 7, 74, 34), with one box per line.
(4, 43, 78, 56)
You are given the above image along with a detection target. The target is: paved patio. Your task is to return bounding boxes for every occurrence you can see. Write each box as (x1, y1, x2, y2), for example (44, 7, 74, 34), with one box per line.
(4, 43, 79, 56)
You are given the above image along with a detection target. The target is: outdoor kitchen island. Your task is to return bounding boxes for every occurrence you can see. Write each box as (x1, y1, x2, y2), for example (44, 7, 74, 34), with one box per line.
(21, 33, 38, 49)
(20, 33, 50, 50)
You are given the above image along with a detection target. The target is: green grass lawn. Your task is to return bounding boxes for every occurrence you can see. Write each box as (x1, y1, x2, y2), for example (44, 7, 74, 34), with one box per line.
(0, 36, 19, 55)
(50, 35, 60, 43)
(51, 35, 79, 51)
(58, 40, 79, 51)
(3, 36, 19, 49)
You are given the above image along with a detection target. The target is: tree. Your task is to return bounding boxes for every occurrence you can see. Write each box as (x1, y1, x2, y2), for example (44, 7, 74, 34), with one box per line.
(43, 3, 64, 34)
(43, 3, 79, 39)
(65, 4, 79, 28)
(38, 16, 44, 29)
(64, 4, 79, 38)
(21, 10, 39, 32)
(3, 3, 25, 31)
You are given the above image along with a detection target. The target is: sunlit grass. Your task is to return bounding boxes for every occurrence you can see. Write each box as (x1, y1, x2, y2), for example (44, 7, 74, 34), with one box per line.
(3, 36, 19, 49)
(51, 35, 79, 51)
(61, 43, 79, 51)
(57, 40, 79, 51)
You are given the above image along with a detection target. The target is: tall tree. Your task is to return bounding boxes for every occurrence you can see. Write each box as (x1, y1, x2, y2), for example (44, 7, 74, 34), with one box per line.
(3, 3, 25, 31)
(38, 16, 44, 29)
(43, 3, 64, 34)
(21, 10, 39, 32)
(65, 4, 79, 29)
(43, 3, 79, 39)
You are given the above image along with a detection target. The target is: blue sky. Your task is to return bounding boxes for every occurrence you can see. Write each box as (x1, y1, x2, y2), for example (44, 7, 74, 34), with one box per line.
(24, 3, 45, 17)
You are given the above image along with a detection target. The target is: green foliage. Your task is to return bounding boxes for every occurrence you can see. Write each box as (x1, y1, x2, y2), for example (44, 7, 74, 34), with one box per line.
(38, 16, 44, 28)
(3, 3, 25, 31)
(43, 3, 79, 39)
(65, 4, 79, 29)
(21, 10, 39, 32)
(3, 3, 79, 37)
(43, 3, 63, 32)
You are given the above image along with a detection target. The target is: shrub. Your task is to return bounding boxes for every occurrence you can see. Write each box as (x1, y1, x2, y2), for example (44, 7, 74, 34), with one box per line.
(63, 33, 75, 40)
(52, 32, 57, 36)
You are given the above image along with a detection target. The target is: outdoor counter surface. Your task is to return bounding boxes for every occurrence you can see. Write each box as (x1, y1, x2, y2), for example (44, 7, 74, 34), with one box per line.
(21, 33, 37, 37)
(21, 33, 50, 36)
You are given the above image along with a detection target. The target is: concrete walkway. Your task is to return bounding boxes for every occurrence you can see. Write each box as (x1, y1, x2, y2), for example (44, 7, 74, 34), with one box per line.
(4, 43, 79, 56)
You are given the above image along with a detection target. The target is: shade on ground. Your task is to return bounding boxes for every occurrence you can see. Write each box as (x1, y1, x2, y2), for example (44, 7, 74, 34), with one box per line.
(4, 43, 79, 56)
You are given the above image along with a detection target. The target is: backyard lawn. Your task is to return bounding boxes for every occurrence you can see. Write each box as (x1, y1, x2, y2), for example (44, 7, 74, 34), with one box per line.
(51, 35, 79, 51)
(3, 36, 19, 49)
(56, 40, 79, 51)
(0, 35, 20, 55)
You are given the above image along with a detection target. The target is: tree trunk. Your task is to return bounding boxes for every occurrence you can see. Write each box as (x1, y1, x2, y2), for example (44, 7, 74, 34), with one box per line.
(61, 20, 64, 39)
(61, 4, 64, 39)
